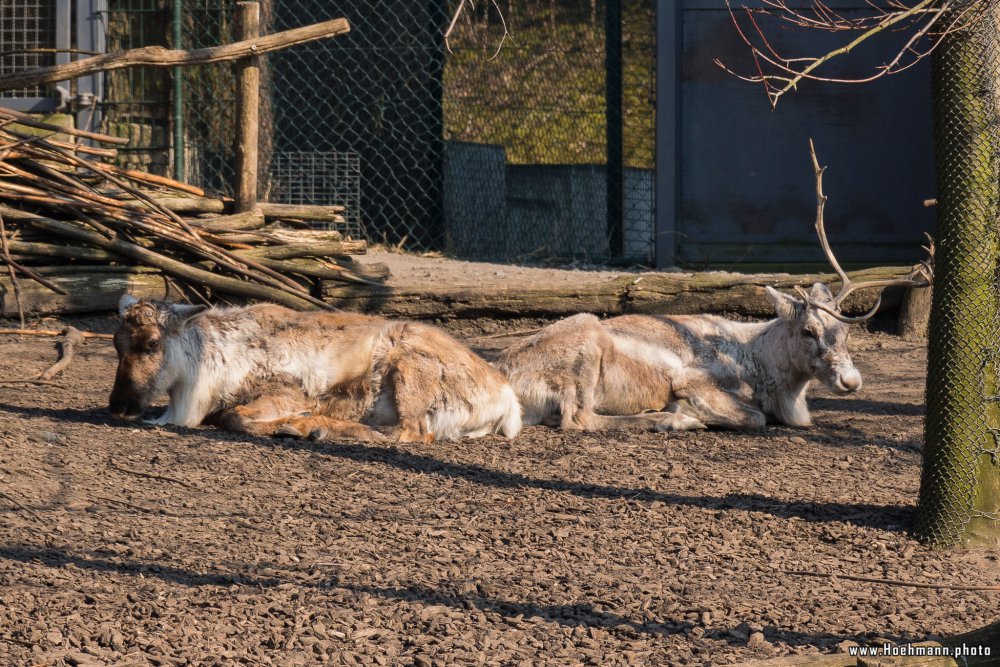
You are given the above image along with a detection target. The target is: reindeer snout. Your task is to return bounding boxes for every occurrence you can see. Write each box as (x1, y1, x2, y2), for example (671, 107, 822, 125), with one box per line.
(837, 369, 862, 393)
(108, 391, 143, 421)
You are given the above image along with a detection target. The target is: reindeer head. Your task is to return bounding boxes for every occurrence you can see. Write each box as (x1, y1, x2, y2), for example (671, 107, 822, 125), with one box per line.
(108, 295, 207, 420)
(765, 283, 862, 394)
(765, 140, 933, 395)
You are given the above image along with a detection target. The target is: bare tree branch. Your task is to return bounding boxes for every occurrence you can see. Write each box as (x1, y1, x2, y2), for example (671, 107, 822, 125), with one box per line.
(716, 0, 979, 107)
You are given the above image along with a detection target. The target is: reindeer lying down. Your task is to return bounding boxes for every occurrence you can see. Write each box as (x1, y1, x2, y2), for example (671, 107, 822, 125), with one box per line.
(108, 296, 521, 443)
(497, 283, 863, 431)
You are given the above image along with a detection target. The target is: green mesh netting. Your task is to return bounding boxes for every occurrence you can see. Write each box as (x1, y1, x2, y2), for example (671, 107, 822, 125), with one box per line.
(916, 0, 1000, 548)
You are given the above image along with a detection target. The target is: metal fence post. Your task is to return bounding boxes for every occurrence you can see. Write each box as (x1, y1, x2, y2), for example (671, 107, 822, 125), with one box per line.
(606, 0, 624, 258)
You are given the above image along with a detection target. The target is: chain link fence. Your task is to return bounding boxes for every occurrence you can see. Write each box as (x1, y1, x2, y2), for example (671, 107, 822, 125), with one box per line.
(916, 1, 1000, 548)
(97, 0, 655, 263)
(0, 0, 56, 100)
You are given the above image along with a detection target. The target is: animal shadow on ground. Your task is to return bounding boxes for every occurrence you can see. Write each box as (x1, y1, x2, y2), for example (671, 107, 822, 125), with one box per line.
(254, 436, 914, 533)
(1, 401, 914, 531)
(0, 544, 924, 648)
(0, 544, 682, 638)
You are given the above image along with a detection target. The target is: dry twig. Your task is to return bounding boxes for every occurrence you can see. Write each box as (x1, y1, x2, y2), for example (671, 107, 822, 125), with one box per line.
(0, 212, 23, 327)
(0, 379, 67, 388)
(0, 328, 113, 339)
(108, 460, 195, 489)
(0, 489, 42, 521)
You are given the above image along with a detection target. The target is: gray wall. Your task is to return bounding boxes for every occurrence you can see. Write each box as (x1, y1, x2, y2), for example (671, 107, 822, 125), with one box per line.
(444, 142, 654, 262)
(662, 0, 935, 267)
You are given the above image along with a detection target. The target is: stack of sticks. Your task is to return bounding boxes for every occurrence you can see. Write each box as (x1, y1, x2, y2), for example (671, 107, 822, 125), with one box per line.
(0, 106, 383, 322)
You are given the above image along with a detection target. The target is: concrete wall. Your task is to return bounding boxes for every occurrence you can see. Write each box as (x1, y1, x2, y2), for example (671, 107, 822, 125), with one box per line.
(444, 142, 655, 262)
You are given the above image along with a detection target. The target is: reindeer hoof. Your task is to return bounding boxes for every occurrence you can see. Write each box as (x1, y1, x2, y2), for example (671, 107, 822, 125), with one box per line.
(654, 413, 706, 432)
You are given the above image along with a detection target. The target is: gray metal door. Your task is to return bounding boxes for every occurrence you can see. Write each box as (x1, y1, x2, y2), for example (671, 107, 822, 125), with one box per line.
(656, 0, 935, 269)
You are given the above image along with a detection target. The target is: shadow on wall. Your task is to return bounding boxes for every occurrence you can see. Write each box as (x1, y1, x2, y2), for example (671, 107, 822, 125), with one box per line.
(443, 141, 654, 262)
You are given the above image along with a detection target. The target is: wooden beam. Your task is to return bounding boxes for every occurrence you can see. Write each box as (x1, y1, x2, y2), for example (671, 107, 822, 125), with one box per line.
(0, 17, 351, 92)
(235, 2, 261, 212)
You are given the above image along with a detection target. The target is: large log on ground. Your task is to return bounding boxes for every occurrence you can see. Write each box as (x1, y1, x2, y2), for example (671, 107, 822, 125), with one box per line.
(322, 281, 626, 318)
(321, 267, 914, 319)
(0, 270, 179, 316)
(0, 266, 916, 319)
(624, 267, 912, 317)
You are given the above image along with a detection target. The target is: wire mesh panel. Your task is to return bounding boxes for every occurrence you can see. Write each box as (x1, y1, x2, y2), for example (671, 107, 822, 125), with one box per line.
(0, 0, 56, 99)
(178, 0, 236, 193)
(270, 151, 362, 235)
(93, 0, 657, 262)
(916, 2, 1000, 548)
(622, 0, 655, 262)
(267, 0, 445, 249)
(444, 0, 655, 263)
(100, 0, 171, 173)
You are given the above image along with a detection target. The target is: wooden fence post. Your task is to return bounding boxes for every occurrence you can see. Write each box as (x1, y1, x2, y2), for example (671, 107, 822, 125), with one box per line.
(235, 1, 261, 212)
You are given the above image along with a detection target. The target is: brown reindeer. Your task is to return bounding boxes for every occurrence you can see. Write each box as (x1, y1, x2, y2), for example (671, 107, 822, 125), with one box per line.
(109, 300, 522, 443)
(496, 143, 931, 431)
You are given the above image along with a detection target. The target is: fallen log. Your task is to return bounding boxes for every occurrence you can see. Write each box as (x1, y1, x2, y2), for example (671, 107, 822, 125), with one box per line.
(321, 267, 914, 319)
(0, 270, 177, 316)
(187, 208, 266, 232)
(239, 241, 367, 260)
(625, 267, 913, 318)
(147, 198, 346, 224)
(258, 203, 346, 221)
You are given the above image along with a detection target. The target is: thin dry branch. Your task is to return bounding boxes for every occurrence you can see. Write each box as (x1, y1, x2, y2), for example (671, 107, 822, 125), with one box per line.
(0, 18, 351, 92)
(0, 328, 113, 339)
(716, 0, 972, 107)
(0, 379, 67, 388)
(0, 213, 23, 327)
(108, 460, 195, 489)
(37, 326, 84, 381)
(0, 489, 42, 521)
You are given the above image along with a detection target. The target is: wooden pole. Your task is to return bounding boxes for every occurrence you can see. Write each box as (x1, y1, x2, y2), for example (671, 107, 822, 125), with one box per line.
(235, 2, 261, 212)
(0, 18, 350, 92)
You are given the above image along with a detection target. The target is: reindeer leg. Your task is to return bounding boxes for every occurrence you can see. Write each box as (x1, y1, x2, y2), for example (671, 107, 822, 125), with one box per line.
(282, 416, 387, 443)
(668, 384, 765, 430)
(210, 386, 385, 442)
(584, 411, 706, 432)
(379, 357, 438, 444)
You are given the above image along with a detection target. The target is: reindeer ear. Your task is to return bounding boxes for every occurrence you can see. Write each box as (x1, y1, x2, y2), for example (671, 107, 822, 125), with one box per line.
(163, 303, 208, 332)
(118, 294, 139, 316)
(809, 282, 834, 303)
(764, 286, 801, 321)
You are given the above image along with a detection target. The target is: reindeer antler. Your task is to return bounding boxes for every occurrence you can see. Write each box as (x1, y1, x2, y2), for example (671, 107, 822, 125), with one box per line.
(803, 139, 932, 324)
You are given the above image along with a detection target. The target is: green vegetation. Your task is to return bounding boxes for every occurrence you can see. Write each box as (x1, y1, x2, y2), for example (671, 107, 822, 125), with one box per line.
(443, 0, 655, 168)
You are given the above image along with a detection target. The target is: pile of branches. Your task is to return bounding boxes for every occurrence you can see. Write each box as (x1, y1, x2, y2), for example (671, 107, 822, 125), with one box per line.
(0, 106, 382, 319)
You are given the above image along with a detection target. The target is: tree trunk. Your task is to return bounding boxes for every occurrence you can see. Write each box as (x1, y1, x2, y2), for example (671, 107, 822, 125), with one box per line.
(916, 5, 1000, 548)
(897, 284, 932, 341)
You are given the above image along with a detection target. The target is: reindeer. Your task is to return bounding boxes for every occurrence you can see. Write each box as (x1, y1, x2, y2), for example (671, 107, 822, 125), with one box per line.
(109, 298, 522, 443)
(496, 143, 931, 431)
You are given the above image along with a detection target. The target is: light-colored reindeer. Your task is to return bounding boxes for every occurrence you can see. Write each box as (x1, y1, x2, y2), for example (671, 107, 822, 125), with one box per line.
(496, 144, 931, 431)
(109, 299, 521, 443)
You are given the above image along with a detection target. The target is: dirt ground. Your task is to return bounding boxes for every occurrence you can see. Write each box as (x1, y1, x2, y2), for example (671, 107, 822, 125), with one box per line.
(0, 312, 997, 666)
